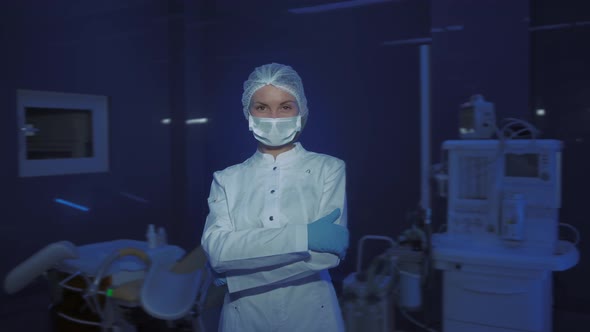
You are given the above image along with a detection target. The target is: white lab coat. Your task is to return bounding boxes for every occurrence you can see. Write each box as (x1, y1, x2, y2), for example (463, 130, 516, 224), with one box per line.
(201, 143, 347, 332)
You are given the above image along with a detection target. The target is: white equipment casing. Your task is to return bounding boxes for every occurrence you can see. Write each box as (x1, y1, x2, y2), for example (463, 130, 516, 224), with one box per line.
(434, 138, 580, 332)
(443, 139, 562, 255)
(432, 237, 579, 332)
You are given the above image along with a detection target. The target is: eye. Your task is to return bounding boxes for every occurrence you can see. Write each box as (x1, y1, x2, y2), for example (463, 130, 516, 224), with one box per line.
(255, 105, 267, 111)
(281, 105, 292, 110)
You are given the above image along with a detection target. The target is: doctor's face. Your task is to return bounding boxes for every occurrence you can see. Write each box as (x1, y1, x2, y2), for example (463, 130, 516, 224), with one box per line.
(249, 85, 299, 118)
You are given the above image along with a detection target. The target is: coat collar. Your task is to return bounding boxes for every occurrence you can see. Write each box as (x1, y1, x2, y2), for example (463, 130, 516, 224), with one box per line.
(252, 142, 305, 165)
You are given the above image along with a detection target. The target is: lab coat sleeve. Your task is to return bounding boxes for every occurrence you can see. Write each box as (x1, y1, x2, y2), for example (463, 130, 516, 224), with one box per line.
(201, 172, 310, 273)
(225, 159, 348, 293)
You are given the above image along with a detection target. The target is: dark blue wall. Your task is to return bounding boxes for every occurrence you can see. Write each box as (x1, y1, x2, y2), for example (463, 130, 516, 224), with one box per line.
(530, 0, 590, 313)
(0, 1, 178, 329)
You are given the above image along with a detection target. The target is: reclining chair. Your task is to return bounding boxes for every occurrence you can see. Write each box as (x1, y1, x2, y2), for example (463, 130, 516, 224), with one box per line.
(4, 241, 226, 332)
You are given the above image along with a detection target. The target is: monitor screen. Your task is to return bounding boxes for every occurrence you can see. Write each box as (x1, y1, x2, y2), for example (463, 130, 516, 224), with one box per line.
(460, 106, 475, 130)
(25, 107, 94, 160)
(505, 153, 539, 178)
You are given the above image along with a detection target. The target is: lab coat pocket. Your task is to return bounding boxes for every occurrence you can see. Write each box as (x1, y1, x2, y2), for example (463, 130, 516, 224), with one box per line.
(285, 171, 321, 217)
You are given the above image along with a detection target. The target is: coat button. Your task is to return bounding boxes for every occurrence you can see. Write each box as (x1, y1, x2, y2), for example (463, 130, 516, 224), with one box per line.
(269, 216, 274, 221)
(270, 190, 275, 194)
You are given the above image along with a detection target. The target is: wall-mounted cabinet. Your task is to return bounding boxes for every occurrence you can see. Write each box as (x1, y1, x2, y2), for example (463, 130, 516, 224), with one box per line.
(17, 90, 109, 177)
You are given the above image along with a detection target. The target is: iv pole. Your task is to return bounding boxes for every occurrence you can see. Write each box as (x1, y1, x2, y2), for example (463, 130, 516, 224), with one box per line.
(419, 44, 431, 223)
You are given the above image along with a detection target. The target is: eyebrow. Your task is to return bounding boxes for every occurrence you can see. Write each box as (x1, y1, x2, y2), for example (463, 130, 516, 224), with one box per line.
(252, 100, 296, 106)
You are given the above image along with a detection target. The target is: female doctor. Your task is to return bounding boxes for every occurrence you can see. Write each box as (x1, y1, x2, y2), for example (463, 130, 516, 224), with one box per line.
(201, 63, 349, 332)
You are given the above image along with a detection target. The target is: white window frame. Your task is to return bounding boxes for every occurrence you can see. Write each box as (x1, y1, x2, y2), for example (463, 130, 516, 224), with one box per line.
(17, 89, 109, 177)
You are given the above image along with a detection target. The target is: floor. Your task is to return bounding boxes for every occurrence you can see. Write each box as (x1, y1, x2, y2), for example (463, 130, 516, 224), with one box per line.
(1, 291, 590, 332)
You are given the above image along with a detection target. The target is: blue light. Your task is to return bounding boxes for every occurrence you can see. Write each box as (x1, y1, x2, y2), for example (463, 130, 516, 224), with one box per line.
(119, 192, 149, 204)
(54, 198, 90, 212)
(382, 37, 432, 47)
(289, 0, 393, 14)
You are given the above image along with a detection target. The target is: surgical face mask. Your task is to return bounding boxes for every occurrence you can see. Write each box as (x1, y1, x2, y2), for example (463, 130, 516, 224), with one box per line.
(248, 115, 302, 147)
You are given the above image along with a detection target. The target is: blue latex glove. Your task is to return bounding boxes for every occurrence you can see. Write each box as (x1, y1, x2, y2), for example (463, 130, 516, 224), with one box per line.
(307, 208, 349, 259)
(214, 277, 227, 286)
(209, 262, 227, 286)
